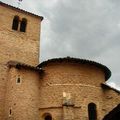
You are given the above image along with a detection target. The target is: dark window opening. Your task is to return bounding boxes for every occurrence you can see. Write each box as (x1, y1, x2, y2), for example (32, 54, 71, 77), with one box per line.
(17, 77, 21, 83)
(88, 103, 97, 120)
(20, 18, 27, 32)
(9, 109, 12, 115)
(12, 16, 19, 30)
(45, 115, 52, 120)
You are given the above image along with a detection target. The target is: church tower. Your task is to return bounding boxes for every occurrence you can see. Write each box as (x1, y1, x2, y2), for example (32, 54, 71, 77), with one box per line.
(0, 2, 43, 66)
(0, 2, 43, 119)
(0, 1, 120, 120)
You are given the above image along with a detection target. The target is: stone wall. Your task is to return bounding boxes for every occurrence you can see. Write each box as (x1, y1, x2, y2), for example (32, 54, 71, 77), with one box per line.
(4, 62, 120, 120)
(39, 62, 106, 120)
(0, 4, 41, 119)
(0, 2, 120, 120)
(5, 67, 41, 120)
(39, 62, 120, 120)
(0, 4, 41, 65)
(0, 64, 8, 119)
(102, 88, 120, 118)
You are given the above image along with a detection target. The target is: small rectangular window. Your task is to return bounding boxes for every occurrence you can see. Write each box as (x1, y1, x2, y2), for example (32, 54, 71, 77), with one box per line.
(17, 77, 20, 83)
(16, 75, 21, 84)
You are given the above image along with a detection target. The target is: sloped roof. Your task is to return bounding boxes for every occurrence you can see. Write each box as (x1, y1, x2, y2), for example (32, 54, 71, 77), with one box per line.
(37, 57, 111, 80)
(7, 61, 43, 73)
(101, 83, 120, 94)
(0, 1, 43, 20)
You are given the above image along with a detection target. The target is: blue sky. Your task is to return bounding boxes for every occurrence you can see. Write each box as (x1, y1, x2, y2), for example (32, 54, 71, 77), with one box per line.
(1, 0, 120, 90)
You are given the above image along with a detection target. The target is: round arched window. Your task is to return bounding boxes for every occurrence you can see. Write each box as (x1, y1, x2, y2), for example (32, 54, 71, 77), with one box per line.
(88, 103, 97, 120)
(42, 113, 52, 120)
(44, 115, 52, 120)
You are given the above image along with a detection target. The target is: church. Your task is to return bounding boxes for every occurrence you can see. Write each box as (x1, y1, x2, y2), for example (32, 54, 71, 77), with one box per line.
(0, 1, 120, 120)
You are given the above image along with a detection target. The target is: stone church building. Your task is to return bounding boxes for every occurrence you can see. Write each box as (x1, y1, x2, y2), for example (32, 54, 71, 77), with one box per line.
(0, 1, 120, 120)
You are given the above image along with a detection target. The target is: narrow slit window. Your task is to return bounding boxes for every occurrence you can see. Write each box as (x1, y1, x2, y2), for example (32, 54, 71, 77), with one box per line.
(20, 18, 27, 32)
(88, 103, 97, 120)
(9, 109, 12, 115)
(12, 16, 19, 30)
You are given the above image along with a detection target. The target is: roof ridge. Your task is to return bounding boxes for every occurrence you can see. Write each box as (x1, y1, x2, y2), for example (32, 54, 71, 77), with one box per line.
(38, 57, 111, 80)
(0, 1, 43, 20)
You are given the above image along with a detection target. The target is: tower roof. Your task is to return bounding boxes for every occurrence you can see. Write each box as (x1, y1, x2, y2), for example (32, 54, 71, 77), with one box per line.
(0, 1, 43, 20)
(37, 57, 111, 80)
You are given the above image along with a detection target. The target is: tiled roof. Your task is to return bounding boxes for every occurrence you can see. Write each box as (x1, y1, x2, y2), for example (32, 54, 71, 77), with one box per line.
(0, 1, 43, 20)
(37, 57, 111, 80)
(101, 83, 120, 94)
(7, 61, 43, 73)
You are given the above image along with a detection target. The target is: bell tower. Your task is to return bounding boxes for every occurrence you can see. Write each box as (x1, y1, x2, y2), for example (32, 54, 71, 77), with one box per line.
(0, 1, 43, 66)
(0, 2, 43, 119)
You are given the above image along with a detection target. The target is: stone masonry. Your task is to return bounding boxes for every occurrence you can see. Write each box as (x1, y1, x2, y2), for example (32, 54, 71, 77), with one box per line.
(0, 2, 120, 120)
(0, 2, 42, 119)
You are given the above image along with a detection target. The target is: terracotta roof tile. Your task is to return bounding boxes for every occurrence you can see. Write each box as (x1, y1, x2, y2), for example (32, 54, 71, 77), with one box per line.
(101, 83, 120, 94)
(38, 57, 111, 80)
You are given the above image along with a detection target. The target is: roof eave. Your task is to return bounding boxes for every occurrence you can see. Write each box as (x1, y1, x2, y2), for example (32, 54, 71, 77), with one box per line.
(0, 1, 43, 21)
(7, 60, 44, 73)
(38, 57, 111, 80)
(101, 83, 120, 94)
